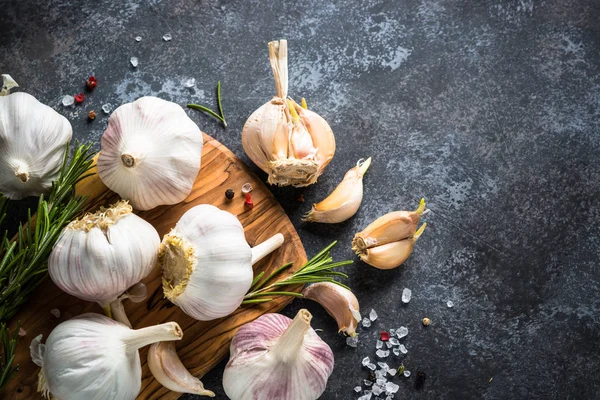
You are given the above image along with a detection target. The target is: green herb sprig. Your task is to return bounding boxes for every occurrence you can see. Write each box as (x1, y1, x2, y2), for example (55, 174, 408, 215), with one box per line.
(242, 241, 352, 304)
(0, 142, 95, 391)
(188, 81, 227, 127)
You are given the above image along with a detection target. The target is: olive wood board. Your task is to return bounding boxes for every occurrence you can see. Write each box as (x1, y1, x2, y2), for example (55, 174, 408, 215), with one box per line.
(2, 133, 307, 400)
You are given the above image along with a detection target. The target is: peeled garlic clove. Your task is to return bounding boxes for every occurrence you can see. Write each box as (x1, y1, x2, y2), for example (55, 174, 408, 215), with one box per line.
(302, 282, 361, 337)
(241, 40, 336, 187)
(303, 157, 371, 223)
(49, 200, 160, 310)
(148, 341, 215, 397)
(352, 198, 426, 253)
(358, 223, 427, 270)
(223, 309, 334, 400)
(0, 92, 72, 199)
(98, 96, 203, 210)
(37, 313, 182, 400)
(159, 204, 284, 321)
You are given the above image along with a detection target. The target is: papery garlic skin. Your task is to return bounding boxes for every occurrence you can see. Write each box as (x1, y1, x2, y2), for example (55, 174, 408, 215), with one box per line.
(223, 309, 334, 400)
(98, 96, 203, 210)
(302, 282, 361, 337)
(242, 40, 335, 187)
(0, 74, 19, 95)
(159, 204, 284, 321)
(49, 200, 160, 308)
(0, 92, 72, 199)
(148, 341, 215, 397)
(36, 313, 182, 400)
(303, 157, 371, 223)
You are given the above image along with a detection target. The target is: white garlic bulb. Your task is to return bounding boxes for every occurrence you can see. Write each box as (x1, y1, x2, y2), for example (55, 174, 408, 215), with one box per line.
(33, 313, 183, 400)
(0, 91, 72, 199)
(49, 200, 160, 311)
(242, 40, 336, 187)
(98, 96, 203, 210)
(223, 309, 334, 400)
(159, 204, 284, 321)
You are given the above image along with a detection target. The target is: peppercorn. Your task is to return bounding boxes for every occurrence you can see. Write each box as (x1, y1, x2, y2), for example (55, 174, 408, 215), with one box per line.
(397, 365, 405, 375)
(296, 194, 305, 203)
(74, 93, 85, 104)
(225, 189, 235, 200)
(422, 317, 431, 327)
(415, 371, 427, 389)
(367, 371, 376, 382)
(244, 192, 254, 208)
(87, 110, 97, 120)
(86, 76, 97, 90)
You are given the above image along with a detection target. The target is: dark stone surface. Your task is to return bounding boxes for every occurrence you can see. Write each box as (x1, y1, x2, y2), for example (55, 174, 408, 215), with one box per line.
(1, 0, 600, 399)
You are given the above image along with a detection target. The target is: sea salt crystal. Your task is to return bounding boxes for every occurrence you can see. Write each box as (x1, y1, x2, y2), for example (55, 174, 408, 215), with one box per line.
(50, 309, 60, 318)
(183, 78, 196, 88)
(401, 288, 412, 303)
(162, 33, 172, 41)
(377, 362, 389, 372)
(389, 337, 399, 346)
(130, 57, 139, 67)
(61, 95, 74, 107)
(362, 317, 372, 328)
(18, 328, 26, 337)
(385, 382, 400, 394)
(354, 386, 362, 393)
(385, 341, 393, 348)
(389, 328, 396, 336)
(346, 336, 358, 348)
(362, 357, 371, 366)
(393, 347, 400, 356)
(135, 36, 142, 42)
(358, 394, 372, 400)
(376, 349, 390, 358)
(447, 300, 455, 308)
(376, 340, 383, 349)
(366, 363, 377, 371)
(372, 385, 384, 396)
(376, 376, 388, 385)
(369, 309, 378, 321)
(375, 370, 386, 379)
(364, 379, 373, 386)
(403, 370, 411, 377)
(399, 344, 408, 354)
(101, 103, 112, 114)
(397, 326, 408, 338)
(386, 396, 394, 400)
(388, 368, 397, 376)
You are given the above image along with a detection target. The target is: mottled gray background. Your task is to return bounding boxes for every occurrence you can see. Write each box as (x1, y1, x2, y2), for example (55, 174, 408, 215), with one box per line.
(1, 0, 600, 399)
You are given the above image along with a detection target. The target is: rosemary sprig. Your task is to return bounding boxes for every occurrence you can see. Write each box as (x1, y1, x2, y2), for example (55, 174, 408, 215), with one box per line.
(0, 141, 95, 390)
(187, 81, 227, 127)
(242, 241, 352, 304)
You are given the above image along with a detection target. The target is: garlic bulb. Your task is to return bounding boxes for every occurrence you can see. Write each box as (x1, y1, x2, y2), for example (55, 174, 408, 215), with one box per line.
(98, 96, 203, 210)
(148, 341, 215, 397)
(302, 282, 361, 337)
(0, 91, 72, 199)
(242, 40, 335, 187)
(303, 157, 371, 223)
(33, 313, 182, 400)
(223, 309, 334, 400)
(352, 199, 427, 269)
(49, 200, 160, 312)
(159, 204, 284, 321)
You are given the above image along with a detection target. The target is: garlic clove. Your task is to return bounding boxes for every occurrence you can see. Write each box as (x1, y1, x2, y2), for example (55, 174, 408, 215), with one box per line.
(148, 341, 215, 397)
(0, 92, 72, 199)
(98, 96, 203, 211)
(303, 157, 371, 223)
(358, 223, 427, 269)
(302, 282, 361, 337)
(352, 198, 426, 253)
(292, 100, 336, 171)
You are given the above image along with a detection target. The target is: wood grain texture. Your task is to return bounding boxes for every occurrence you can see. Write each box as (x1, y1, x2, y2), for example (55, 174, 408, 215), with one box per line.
(2, 133, 307, 400)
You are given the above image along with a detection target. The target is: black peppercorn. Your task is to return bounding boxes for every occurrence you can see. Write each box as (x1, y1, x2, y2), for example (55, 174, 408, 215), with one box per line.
(225, 189, 235, 200)
(367, 370, 376, 382)
(415, 370, 427, 389)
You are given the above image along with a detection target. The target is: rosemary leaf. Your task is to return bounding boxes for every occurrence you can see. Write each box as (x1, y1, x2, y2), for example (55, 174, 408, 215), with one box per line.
(241, 298, 273, 304)
(217, 81, 226, 127)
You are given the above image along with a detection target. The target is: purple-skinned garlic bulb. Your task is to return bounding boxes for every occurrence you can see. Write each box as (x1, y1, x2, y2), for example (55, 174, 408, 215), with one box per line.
(223, 309, 334, 400)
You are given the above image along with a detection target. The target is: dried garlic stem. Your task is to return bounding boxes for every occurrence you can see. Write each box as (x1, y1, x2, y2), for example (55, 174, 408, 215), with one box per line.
(251, 233, 284, 265)
(271, 309, 312, 363)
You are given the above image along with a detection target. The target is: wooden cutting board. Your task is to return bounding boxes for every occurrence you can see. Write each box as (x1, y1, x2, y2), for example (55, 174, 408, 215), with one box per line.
(2, 133, 307, 400)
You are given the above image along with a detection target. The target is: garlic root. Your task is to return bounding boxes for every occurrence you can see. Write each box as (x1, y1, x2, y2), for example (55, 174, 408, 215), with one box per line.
(251, 233, 284, 265)
(302, 282, 361, 337)
(148, 341, 215, 397)
(303, 157, 371, 223)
